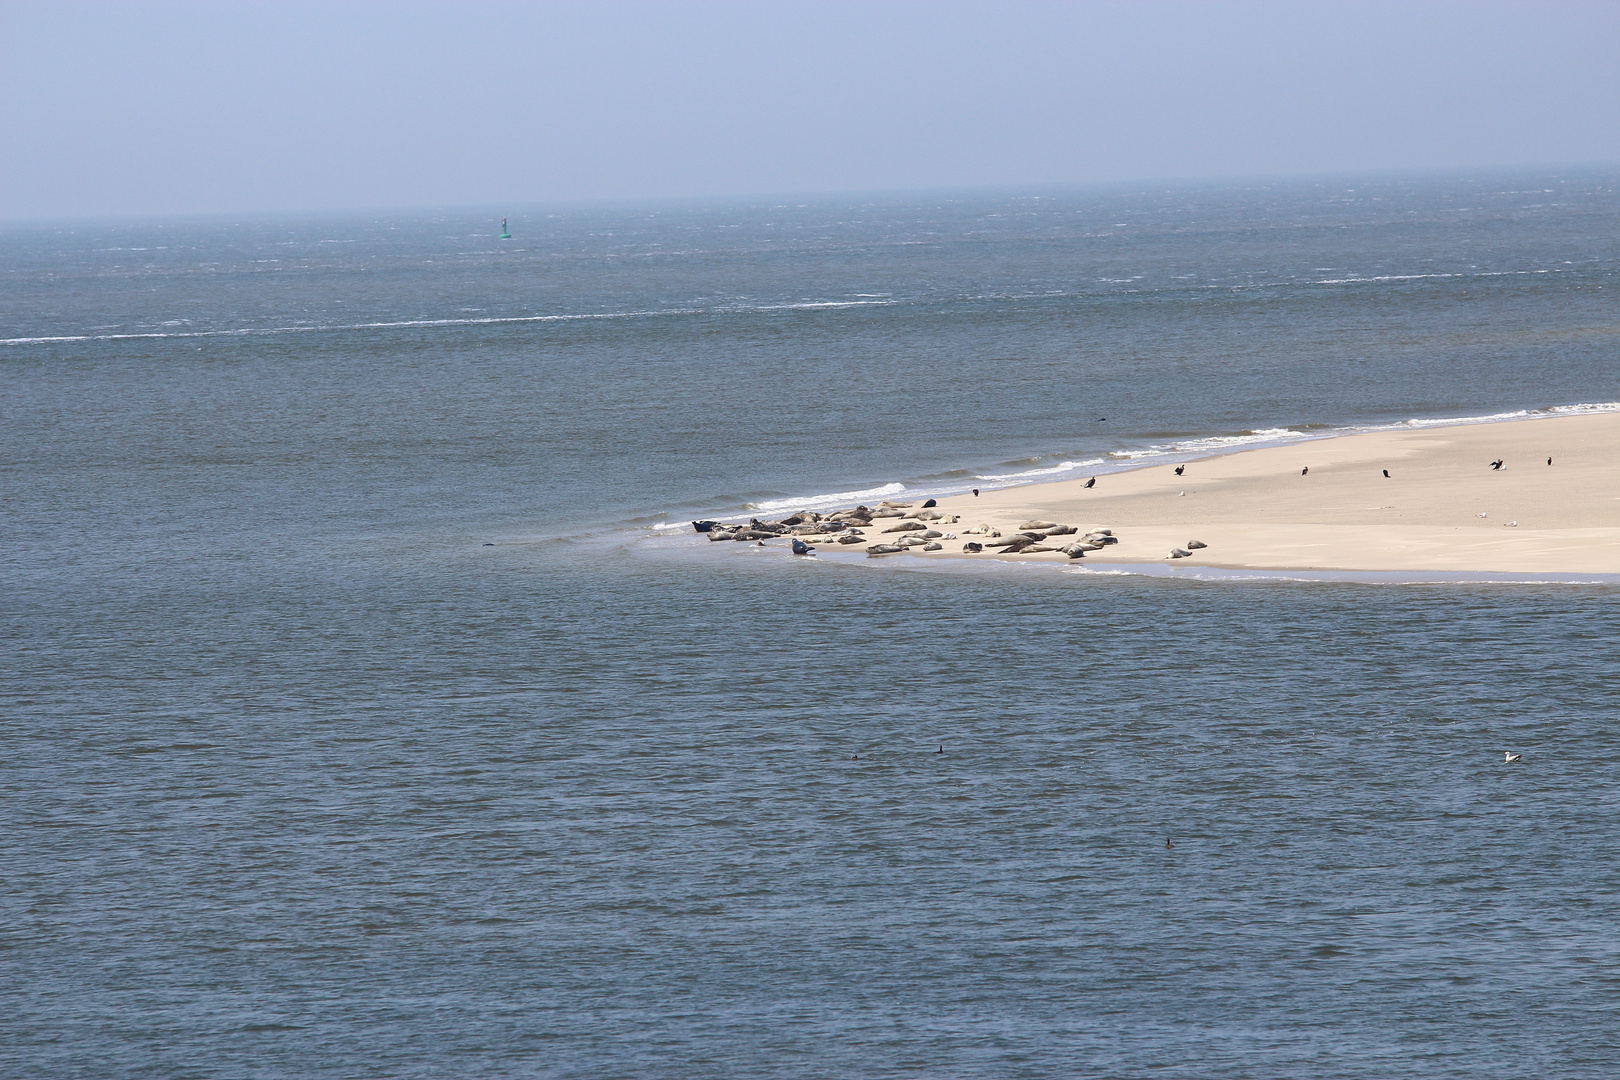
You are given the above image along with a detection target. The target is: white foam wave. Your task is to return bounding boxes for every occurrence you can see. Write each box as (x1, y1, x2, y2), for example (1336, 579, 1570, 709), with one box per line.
(749, 300, 898, 311)
(0, 297, 904, 346)
(975, 458, 1106, 481)
(0, 309, 703, 346)
(747, 481, 907, 514)
(1381, 401, 1620, 429)
(1311, 268, 1561, 286)
(1112, 428, 1303, 460)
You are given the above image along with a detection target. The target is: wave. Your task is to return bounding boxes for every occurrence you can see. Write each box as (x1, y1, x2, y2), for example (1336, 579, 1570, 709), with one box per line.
(1378, 401, 1620, 429)
(0, 308, 703, 346)
(1111, 428, 1301, 460)
(1310, 268, 1562, 286)
(747, 300, 898, 312)
(747, 482, 908, 514)
(0, 298, 906, 347)
(975, 457, 1106, 481)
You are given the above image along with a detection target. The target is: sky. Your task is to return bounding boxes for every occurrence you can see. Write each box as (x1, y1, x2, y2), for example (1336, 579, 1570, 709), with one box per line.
(2, 0, 1618, 221)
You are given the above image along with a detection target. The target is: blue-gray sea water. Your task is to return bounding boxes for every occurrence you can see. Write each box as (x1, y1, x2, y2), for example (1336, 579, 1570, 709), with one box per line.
(4, 172, 1619, 1078)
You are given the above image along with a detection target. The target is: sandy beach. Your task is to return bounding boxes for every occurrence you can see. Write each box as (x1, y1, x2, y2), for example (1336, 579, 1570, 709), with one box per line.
(895, 412, 1620, 573)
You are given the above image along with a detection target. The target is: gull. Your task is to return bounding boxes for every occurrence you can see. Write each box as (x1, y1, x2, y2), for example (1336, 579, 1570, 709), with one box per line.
(1504, 752, 1522, 763)
(1504, 520, 1518, 527)
(1478, 512, 1488, 518)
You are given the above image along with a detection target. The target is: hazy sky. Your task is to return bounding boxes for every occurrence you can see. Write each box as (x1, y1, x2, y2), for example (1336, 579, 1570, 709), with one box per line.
(3, 1, 1617, 221)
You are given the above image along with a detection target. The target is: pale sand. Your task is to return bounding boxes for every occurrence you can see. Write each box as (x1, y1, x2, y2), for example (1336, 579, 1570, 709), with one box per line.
(906, 413, 1620, 573)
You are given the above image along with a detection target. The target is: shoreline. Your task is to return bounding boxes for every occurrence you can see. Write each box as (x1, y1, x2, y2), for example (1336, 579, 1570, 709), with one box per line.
(690, 412, 1620, 575)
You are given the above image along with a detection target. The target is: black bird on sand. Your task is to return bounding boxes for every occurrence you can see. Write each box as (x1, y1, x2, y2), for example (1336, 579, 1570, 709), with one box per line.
(1383, 470, 1390, 478)
(972, 488, 980, 496)
(1084, 477, 1096, 489)
(1548, 457, 1553, 466)
(1490, 459, 1504, 471)
(1174, 465, 1185, 476)
(1301, 467, 1308, 476)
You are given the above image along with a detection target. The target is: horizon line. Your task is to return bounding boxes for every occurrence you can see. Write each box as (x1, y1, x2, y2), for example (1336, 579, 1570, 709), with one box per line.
(4, 160, 1617, 231)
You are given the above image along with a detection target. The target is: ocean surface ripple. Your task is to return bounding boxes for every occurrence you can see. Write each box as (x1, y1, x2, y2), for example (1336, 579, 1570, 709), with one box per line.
(4, 171, 1619, 1078)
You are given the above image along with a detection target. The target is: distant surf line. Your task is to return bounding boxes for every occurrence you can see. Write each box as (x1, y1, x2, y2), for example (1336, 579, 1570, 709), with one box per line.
(6, 263, 1585, 346)
(0, 298, 902, 347)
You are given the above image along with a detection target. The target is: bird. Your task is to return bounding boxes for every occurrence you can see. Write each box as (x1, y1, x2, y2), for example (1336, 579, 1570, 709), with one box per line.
(1548, 457, 1553, 466)
(1301, 467, 1308, 475)
(1084, 477, 1096, 489)
(1174, 465, 1185, 476)
(936, 745, 944, 754)
(1505, 520, 1518, 527)
(972, 488, 980, 496)
(1490, 459, 1504, 471)
(1478, 512, 1488, 518)
(1178, 490, 1186, 496)
(1165, 839, 1174, 849)
(1504, 752, 1522, 763)
(1382, 470, 1390, 478)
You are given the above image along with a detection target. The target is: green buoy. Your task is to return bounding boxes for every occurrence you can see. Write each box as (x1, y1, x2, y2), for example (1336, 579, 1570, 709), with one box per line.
(499, 217, 511, 240)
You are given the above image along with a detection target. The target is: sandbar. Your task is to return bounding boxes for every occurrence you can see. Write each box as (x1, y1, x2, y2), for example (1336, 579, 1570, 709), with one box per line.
(903, 413, 1620, 573)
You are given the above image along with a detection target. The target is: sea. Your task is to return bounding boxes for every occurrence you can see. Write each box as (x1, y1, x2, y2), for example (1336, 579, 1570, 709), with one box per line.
(4, 171, 1618, 1078)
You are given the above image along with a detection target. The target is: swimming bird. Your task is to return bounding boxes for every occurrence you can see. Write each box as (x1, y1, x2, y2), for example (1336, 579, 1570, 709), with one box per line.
(937, 745, 944, 754)
(1084, 477, 1096, 489)
(1165, 839, 1174, 849)
(1504, 752, 1522, 763)
(1301, 467, 1308, 475)
(1382, 470, 1390, 478)
(1174, 465, 1185, 476)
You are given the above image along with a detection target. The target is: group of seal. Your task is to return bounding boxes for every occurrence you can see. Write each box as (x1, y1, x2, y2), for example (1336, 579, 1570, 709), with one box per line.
(693, 501, 1124, 560)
